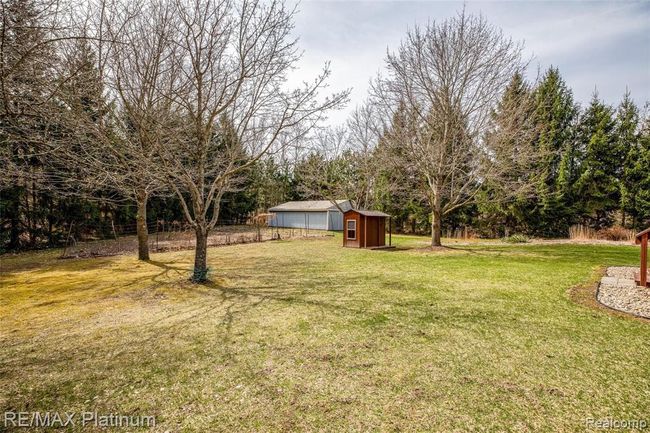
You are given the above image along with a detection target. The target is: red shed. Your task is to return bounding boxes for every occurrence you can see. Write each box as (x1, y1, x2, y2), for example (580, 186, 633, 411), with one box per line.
(343, 209, 391, 248)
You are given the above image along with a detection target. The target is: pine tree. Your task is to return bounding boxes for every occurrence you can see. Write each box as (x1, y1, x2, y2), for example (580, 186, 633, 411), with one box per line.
(575, 92, 620, 229)
(622, 107, 650, 229)
(479, 72, 536, 236)
(637, 113, 650, 228)
(0, 0, 60, 249)
(54, 38, 114, 245)
(61, 38, 105, 122)
(528, 67, 578, 236)
(616, 91, 641, 228)
(374, 101, 429, 233)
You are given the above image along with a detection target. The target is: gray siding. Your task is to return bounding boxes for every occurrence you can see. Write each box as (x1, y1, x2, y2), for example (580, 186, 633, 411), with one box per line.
(269, 211, 330, 230)
(327, 210, 344, 231)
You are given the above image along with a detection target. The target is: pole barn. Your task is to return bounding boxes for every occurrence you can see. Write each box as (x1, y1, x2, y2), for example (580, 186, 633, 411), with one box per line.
(268, 200, 352, 231)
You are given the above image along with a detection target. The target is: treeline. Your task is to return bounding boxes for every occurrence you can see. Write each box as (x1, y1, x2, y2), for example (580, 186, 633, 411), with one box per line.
(0, 0, 349, 283)
(291, 69, 650, 240)
(441, 70, 650, 238)
(2, 1, 648, 261)
(0, 158, 296, 252)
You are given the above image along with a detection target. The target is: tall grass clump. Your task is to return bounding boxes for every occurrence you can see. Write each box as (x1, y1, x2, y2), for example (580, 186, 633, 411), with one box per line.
(569, 225, 634, 242)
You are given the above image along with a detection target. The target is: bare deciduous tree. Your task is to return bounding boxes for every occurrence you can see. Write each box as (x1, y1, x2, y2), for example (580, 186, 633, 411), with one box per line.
(343, 103, 384, 209)
(371, 10, 537, 246)
(97, 0, 178, 260)
(51, 0, 178, 260)
(151, 0, 349, 281)
(296, 102, 383, 211)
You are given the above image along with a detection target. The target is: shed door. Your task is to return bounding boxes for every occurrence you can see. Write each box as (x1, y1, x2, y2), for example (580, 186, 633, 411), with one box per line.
(328, 210, 343, 231)
(278, 212, 307, 228)
(307, 212, 328, 230)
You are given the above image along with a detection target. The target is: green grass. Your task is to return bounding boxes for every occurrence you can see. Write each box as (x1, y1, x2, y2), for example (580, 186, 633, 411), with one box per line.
(1, 235, 648, 432)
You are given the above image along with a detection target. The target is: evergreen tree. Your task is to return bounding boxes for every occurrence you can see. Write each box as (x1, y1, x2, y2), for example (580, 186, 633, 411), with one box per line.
(575, 92, 620, 228)
(0, 0, 60, 249)
(616, 91, 641, 228)
(50, 38, 114, 244)
(374, 101, 429, 233)
(479, 72, 536, 236)
(638, 113, 650, 228)
(61, 38, 106, 122)
(528, 67, 578, 236)
(622, 106, 650, 229)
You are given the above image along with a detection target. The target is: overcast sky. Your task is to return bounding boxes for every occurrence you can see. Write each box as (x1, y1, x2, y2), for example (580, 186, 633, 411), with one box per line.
(286, 0, 650, 126)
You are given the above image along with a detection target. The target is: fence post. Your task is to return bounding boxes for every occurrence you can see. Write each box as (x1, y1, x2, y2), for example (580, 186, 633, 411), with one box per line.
(111, 220, 118, 240)
(61, 222, 74, 258)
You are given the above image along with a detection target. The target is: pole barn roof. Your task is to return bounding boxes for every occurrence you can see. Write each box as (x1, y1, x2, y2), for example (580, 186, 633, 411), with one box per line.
(269, 200, 352, 212)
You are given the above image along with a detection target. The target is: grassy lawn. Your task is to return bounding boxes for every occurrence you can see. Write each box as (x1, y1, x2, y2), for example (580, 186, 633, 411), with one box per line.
(1, 235, 648, 432)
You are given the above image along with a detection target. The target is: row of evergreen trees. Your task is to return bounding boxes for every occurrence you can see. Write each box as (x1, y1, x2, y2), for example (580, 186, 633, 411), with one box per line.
(364, 68, 649, 238)
(238, 67, 650, 239)
(0, 156, 297, 251)
(486, 68, 649, 237)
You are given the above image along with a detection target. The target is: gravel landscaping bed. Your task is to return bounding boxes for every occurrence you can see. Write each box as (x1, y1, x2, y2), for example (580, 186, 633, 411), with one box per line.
(597, 266, 650, 319)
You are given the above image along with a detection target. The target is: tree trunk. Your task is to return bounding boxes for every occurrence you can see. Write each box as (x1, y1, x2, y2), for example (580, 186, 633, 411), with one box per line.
(8, 188, 20, 250)
(192, 226, 209, 282)
(621, 210, 626, 228)
(431, 207, 442, 247)
(136, 189, 150, 261)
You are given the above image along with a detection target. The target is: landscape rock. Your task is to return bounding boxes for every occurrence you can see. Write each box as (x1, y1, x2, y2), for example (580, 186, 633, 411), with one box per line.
(598, 267, 650, 319)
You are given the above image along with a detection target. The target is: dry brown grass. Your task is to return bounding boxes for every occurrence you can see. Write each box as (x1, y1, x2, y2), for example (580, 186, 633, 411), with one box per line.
(61, 225, 331, 258)
(569, 224, 635, 242)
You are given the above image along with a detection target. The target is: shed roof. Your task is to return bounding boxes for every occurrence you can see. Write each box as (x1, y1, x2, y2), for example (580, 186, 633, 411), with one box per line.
(346, 209, 390, 217)
(269, 200, 351, 212)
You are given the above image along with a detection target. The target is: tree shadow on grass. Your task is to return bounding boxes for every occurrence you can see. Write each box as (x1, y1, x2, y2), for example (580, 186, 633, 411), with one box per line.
(2, 256, 115, 277)
(377, 244, 506, 260)
(145, 259, 189, 281)
(1, 258, 521, 414)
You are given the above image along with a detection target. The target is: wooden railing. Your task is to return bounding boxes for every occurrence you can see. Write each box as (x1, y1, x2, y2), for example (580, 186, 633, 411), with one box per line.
(635, 228, 650, 287)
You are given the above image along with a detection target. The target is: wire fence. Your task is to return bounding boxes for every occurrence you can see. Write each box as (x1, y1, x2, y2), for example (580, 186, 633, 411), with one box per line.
(60, 221, 332, 258)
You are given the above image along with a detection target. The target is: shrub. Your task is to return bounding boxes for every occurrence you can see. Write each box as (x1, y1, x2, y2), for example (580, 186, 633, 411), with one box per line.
(569, 224, 635, 242)
(596, 226, 635, 242)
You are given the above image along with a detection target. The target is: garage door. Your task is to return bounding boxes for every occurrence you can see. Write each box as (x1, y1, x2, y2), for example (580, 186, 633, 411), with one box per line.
(270, 212, 328, 230)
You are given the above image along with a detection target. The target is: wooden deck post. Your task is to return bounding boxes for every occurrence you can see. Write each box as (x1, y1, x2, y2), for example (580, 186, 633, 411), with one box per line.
(635, 228, 650, 287)
(641, 233, 648, 288)
(389, 217, 392, 247)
